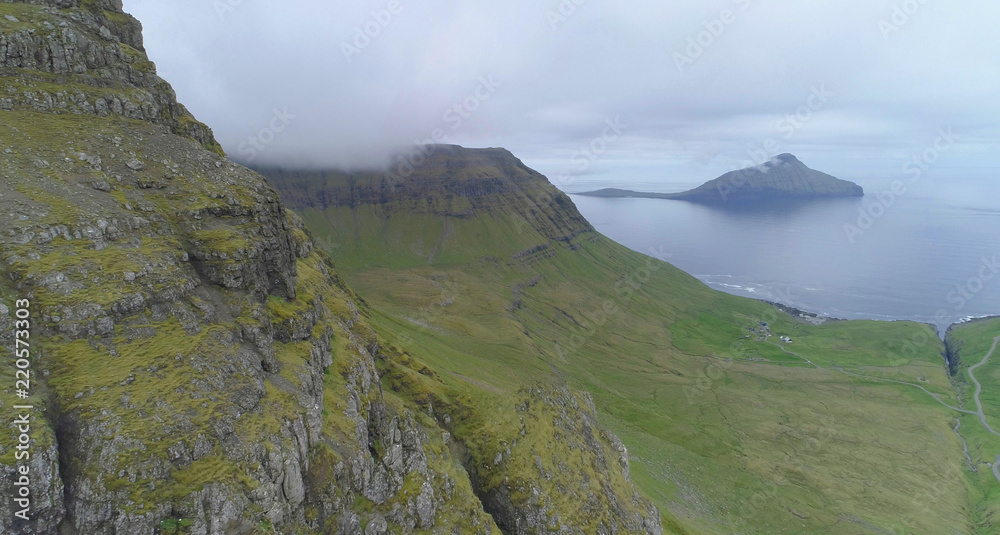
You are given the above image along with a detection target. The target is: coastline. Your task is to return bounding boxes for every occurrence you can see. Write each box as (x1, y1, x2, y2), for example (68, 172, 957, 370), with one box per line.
(764, 300, 842, 326)
(762, 299, 1000, 339)
(946, 315, 1000, 335)
(698, 276, 999, 338)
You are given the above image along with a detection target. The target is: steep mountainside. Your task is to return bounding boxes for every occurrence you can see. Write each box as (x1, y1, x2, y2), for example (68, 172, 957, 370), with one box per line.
(580, 154, 864, 203)
(0, 2, 662, 534)
(265, 151, 988, 534)
(945, 316, 1000, 526)
(259, 145, 592, 267)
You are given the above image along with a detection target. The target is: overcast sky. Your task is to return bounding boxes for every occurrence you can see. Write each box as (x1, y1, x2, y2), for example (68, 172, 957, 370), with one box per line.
(123, 0, 998, 191)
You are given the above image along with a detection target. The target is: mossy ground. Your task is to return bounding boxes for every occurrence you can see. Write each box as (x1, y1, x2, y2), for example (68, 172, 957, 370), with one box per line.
(2, 21, 993, 529)
(947, 318, 1000, 532)
(289, 190, 987, 534)
(0, 112, 504, 528)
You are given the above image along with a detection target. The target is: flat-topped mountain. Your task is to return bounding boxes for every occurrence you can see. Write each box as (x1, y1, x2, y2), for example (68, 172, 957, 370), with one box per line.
(257, 145, 594, 266)
(580, 154, 864, 203)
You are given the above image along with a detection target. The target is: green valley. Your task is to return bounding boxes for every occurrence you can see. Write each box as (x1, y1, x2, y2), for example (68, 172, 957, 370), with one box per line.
(262, 147, 997, 534)
(2, 2, 998, 534)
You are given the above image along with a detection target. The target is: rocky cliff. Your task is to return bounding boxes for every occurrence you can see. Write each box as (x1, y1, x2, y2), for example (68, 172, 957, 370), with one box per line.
(0, 0, 221, 153)
(260, 145, 593, 249)
(0, 2, 662, 534)
(257, 146, 595, 270)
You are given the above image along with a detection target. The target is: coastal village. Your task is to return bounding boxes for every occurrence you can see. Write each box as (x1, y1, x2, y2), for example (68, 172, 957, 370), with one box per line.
(732, 320, 797, 363)
(747, 321, 793, 344)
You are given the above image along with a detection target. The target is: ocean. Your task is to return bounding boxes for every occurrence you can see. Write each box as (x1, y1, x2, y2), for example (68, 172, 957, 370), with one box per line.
(566, 178, 1000, 336)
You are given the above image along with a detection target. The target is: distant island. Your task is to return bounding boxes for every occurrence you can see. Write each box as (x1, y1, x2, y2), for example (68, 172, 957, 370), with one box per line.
(579, 154, 864, 203)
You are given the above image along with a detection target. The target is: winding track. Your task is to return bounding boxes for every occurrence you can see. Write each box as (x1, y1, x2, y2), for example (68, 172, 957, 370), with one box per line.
(966, 336, 1000, 438)
(765, 334, 1000, 483)
(766, 340, 975, 414)
(966, 336, 1000, 483)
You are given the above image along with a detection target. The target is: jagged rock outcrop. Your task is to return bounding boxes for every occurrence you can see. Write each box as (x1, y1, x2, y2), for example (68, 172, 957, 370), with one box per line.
(0, 2, 663, 534)
(0, 113, 500, 533)
(474, 388, 663, 535)
(0, 0, 221, 152)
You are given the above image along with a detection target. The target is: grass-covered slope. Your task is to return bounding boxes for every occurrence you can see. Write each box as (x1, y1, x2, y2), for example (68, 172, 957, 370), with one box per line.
(947, 317, 1000, 531)
(265, 149, 987, 535)
(0, 5, 663, 534)
(259, 145, 591, 268)
(0, 110, 505, 534)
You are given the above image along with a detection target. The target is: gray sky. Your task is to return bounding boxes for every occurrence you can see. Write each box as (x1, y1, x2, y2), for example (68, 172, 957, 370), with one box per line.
(124, 0, 998, 191)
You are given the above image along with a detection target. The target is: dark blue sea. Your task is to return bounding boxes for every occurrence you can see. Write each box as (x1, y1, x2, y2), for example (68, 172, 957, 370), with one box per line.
(565, 177, 1000, 336)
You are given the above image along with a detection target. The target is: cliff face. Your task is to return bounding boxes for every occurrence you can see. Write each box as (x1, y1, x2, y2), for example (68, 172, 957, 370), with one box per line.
(259, 146, 594, 269)
(0, 0, 221, 153)
(263, 150, 666, 534)
(260, 145, 593, 248)
(0, 98, 498, 535)
(0, 3, 661, 534)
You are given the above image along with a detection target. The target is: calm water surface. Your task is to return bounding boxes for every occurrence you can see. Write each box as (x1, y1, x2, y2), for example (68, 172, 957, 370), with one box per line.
(569, 191, 1000, 335)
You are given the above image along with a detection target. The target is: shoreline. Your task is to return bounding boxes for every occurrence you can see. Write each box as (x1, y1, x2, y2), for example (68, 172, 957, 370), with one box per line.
(691, 272, 996, 334)
(946, 315, 1000, 335)
(764, 300, 843, 326)
(759, 298, 1000, 338)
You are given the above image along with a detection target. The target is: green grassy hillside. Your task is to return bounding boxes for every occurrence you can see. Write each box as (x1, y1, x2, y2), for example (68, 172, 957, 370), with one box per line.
(265, 149, 989, 534)
(1, 5, 663, 531)
(947, 318, 1000, 530)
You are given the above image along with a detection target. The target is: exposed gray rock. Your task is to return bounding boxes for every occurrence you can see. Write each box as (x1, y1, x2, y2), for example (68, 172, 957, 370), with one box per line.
(364, 514, 388, 535)
(0, 2, 218, 150)
(0, 4, 664, 535)
(475, 387, 663, 535)
(415, 481, 436, 528)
